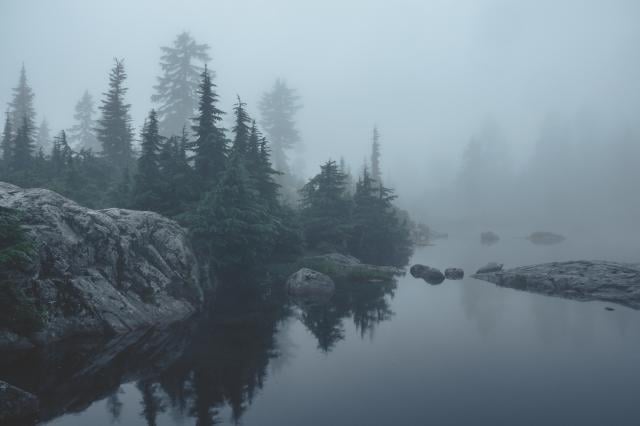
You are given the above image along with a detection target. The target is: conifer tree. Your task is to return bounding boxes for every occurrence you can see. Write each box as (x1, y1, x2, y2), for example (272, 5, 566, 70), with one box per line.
(157, 130, 193, 216)
(191, 65, 226, 185)
(9, 65, 36, 137)
(1, 112, 12, 164)
(69, 90, 99, 151)
(11, 116, 35, 171)
(51, 130, 72, 176)
(96, 58, 133, 171)
(132, 110, 163, 211)
(371, 126, 381, 183)
(230, 96, 251, 157)
(35, 119, 51, 153)
(152, 32, 210, 136)
(259, 79, 302, 173)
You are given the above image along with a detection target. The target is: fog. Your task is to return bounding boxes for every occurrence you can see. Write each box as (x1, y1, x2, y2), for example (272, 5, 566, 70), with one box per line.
(2, 0, 639, 230)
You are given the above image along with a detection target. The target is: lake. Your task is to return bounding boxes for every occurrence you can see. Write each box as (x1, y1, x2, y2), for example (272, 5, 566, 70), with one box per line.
(3, 229, 640, 426)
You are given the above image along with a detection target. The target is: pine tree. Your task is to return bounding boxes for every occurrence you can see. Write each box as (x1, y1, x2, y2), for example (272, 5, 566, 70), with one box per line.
(157, 130, 193, 216)
(191, 65, 226, 185)
(299, 160, 352, 250)
(35, 119, 51, 153)
(152, 32, 210, 137)
(132, 110, 163, 211)
(69, 90, 99, 151)
(230, 96, 251, 157)
(51, 130, 72, 176)
(9, 65, 36, 137)
(258, 79, 301, 173)
(1, 112, 12, 164)
(96, 58, 133, 171)
(11, 116, 35, 171)
(371, 126, 381, 183)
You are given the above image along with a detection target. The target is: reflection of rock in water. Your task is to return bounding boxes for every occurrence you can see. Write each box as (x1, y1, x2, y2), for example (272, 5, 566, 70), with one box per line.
(526, 231, 566, 245)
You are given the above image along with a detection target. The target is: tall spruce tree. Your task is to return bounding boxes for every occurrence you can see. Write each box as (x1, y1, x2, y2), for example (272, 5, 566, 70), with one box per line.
(231, 96, 251, 157)
(299, 160, 352, 250)
(9, 65, 36, 137)
(152, 32, 210, 136)
(96, 58, 133, 171)
(69, 90, 99, 151)
(35, 119, 51, 153)
(258, 79, 301, 173)
(132, 110, 163, 211)
(191, 65, 226, 185)
(1, 112, 12, 164)
(371, 126, 381, 183)
(157, 130, 193, 216)
(11, 116, 35, 171)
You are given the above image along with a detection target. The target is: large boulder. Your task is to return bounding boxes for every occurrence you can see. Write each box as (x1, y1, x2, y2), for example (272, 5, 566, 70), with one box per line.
(0, 182, 206, 348)
(444, 268, 464, 280)
(0, 381, 38, 424)
(472, 260, 640, 309)
(287, 268, 335, 300)
(476, 262, 503, 274)
(410, 264, 445, 285)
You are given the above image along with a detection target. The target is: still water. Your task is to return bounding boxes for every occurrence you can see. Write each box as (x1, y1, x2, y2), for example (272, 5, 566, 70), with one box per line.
(3, 230, 640, 426)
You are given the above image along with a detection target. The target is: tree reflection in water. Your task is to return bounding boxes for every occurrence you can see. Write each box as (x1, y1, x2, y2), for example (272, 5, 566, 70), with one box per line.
(0, 273, 398, 425)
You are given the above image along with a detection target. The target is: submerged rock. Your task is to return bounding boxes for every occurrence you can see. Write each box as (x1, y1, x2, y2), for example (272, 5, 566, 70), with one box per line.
(0, 380, 39, 424)
(444, 268, 464, 280)
(0, 182, 206, 348)
(527, 231, 565, 245)
(300, 253, 401, 282)
(472, 260, 640, 309)
(480, 231, 500, 245)
(287, 268, 335, 300)
(476, 262, 504, 274)
(410, 264, 445, 285)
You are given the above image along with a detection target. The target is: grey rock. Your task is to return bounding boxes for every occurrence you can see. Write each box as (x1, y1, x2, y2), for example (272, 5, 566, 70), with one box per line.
(472, 260, 640, 309)
(0, 182, 206, 348)
(527, 231, 565, 245)
(0, 380, 39, 423)
(287, 268, 335, 299)
(480, 231, 500, 245)
(444, 268, 464, 280)
(476, 262, 504, 274)
(410, 264, 445, 285)
(301, 253, 401, 282)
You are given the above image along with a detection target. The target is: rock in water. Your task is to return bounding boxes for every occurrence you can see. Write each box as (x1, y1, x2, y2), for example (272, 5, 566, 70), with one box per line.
(0, 380, 39, 424)
(287, 268, 335, 299)
(480, 231, 500, 245)
(444, 268, 464, 280)
(476, 262, 503, 274)
(0, 182, 206, 348)
(472, 260, 640, 310)
(410, 264, 445, 285)
(527, 231, 565, 245)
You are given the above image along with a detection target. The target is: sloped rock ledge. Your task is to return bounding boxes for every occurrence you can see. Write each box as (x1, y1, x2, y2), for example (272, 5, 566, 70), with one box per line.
(472, 260, 640, 309)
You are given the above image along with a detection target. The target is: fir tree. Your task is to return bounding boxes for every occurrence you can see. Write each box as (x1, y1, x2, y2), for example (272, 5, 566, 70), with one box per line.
(152, 32, 210, 137)
(69, 90, 99, 151)
(1, 112, 12, 164)
(191, 65, 226, 185)
(35, 119, 51, 153)
(11, 116, 35, 171)
(258, 79, 301, 173)
(230, 96, 251, 157)
(96, 58, 133, 171)
(9, 65, 36, 137)
(157, 130, 193, 216)
(371, 126, 381, 183)
(132, 110, 163, 211)
(299, 160, 352, 250)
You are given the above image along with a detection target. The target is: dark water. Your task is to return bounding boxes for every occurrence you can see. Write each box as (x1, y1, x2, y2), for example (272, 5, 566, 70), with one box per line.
(3, 230, 640, 426)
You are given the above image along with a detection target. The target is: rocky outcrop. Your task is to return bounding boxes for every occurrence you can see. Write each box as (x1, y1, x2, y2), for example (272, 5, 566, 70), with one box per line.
(287, 268, 335, 300)
(0, 381, 38, 424)
(299, 253, 401, 282)
(444, 268, 464, 280)
(476, 262, 503, 274)
(410, 264, 445, 284)
(472, 260, 640, 309)
(0, 182, 206, 348)
(526, 231, 565, 245)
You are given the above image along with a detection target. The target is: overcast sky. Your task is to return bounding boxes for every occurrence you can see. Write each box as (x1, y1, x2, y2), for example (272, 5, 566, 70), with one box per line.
(2, 0, 639, 200)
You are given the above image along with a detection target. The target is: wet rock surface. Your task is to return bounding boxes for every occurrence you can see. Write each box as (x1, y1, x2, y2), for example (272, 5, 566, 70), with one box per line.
(0, 380, 39, 424)
(410, 264, 445, 284)
(472, 260, 640, 309)
(476, 262, 504, 274)
(0, 182, 207, 348)
(444, 268, 464, 280)
(287, 268, 336, 299)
